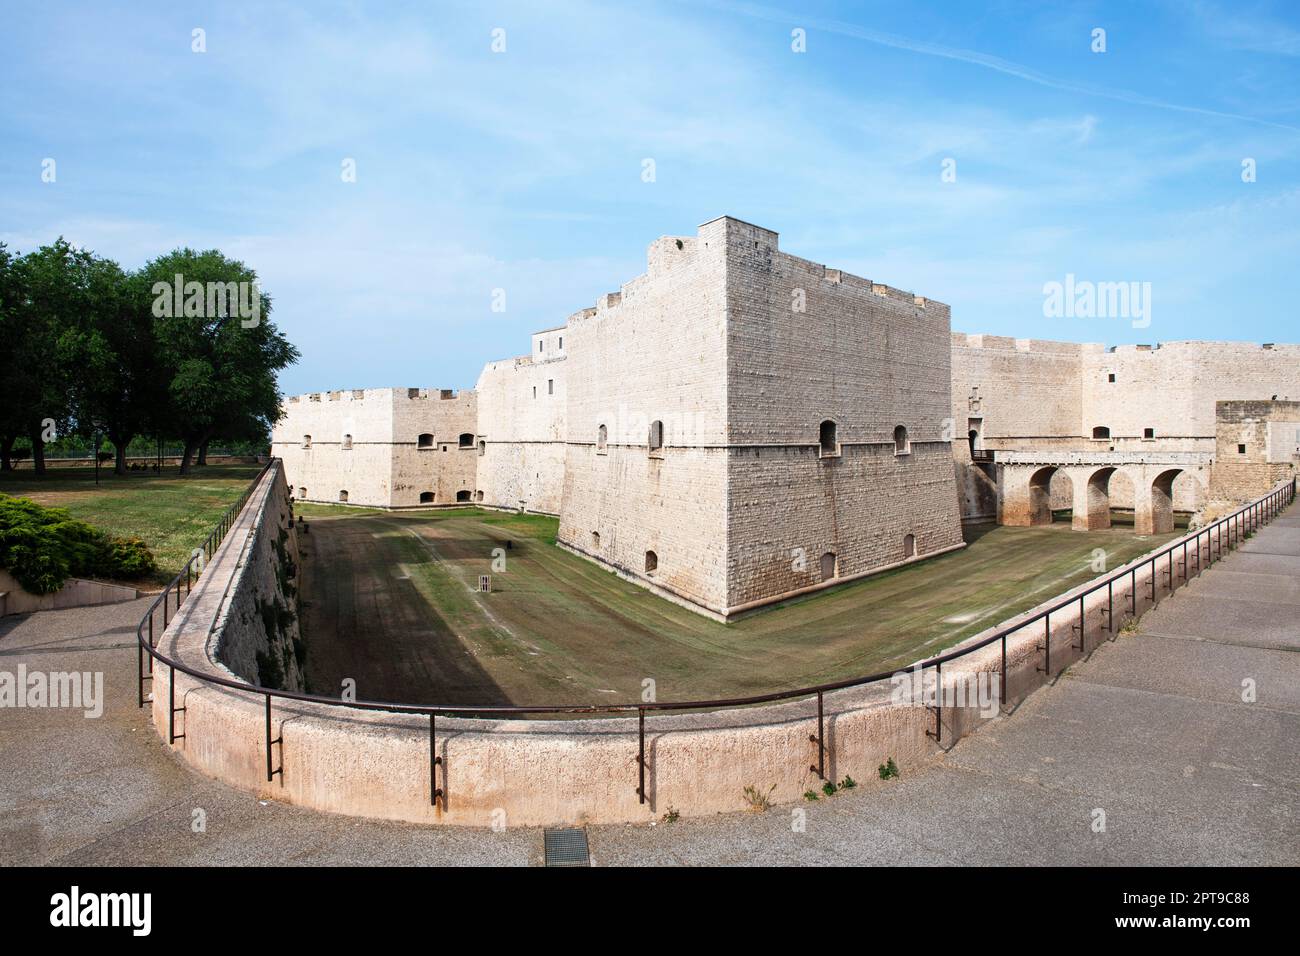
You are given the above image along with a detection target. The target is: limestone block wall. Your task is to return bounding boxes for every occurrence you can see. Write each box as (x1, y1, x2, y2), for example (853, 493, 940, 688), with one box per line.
(557, 220, 732, 612)
(951, 334, 1085, 442)
(271, 388, 476, 507)
(955, 461, 999, 522)
(272, 390, 396, 505)
(210, 463, 305, 692)
(1083, 342, 1300, 440)
(724, 218, 965, 608)
(1209, 400, 1300, 505)
(475, 343, 569, 515)
(389, 388, 477, 506)
(727, 444, 965, 608)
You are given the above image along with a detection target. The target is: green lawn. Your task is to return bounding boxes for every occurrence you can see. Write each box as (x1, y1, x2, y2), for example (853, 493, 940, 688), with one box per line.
(0, 463, 263, 586)
(296, 505, 1181, 706)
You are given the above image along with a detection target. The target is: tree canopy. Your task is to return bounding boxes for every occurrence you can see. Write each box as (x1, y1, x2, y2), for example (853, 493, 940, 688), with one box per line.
(0, 239, 298, 475)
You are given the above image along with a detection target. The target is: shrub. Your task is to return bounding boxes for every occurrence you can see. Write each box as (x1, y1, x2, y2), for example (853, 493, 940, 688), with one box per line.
(100, 536, 157, 579)
(0, 494, 157, 593)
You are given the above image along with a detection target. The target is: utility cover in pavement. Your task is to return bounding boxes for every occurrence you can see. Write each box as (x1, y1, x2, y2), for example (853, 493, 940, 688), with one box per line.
(543, 828, 590, 867)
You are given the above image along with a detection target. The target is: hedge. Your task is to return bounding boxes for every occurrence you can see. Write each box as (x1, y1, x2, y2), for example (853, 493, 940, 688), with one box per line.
(0, 494, 157, 594)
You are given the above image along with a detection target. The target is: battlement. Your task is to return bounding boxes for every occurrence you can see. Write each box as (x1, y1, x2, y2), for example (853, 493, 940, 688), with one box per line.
(284, 386, 468, 405)
(954, 333, 1089, 355)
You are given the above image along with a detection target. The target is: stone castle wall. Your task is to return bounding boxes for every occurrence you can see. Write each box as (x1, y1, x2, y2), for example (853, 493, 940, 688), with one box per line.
(473, 326, 570, 515)
(271, 388, 476, 507)
(1209, 400, 1300, 506)
(557, 220, 732, 613)
(951, 334, 1085, 443)
(1083, 342, 1300, 441)
(270, 217, 1299, 616)
(723, 219, 965, 610)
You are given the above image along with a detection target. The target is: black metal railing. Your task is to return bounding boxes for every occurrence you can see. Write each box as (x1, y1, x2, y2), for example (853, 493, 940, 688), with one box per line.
(137, 464, 1295, 810)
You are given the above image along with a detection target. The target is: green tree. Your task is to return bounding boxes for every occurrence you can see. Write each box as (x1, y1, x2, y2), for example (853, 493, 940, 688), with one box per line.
(59, 255, 162, 474)
(0, 243, 19, 470)
(140, 249, 298, 474)
(3, 239, 86, 475)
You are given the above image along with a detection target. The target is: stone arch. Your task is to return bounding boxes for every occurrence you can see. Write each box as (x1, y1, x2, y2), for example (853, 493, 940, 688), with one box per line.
(1026, 466, 1062, 525)
(1138, 468, 1183, 535)
(1071, 466, 1117, 531)
(419, 491, 434, 503)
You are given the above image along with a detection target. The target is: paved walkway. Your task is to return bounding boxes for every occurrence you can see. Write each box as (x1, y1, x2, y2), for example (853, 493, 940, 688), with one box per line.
(3, 505, 1297, 866)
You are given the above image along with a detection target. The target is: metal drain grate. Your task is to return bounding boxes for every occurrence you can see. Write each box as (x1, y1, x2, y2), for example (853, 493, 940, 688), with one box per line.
(543, 828, 590, 867)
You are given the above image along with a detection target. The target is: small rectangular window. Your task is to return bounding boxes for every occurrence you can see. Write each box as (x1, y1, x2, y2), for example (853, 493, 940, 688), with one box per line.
(559, 336, 563, 349)
(1238, 444, 1247, 454)
(548, 379, 554, 395)
(1143, 428, 1154, 439)
(1107, 373, 1116, 383)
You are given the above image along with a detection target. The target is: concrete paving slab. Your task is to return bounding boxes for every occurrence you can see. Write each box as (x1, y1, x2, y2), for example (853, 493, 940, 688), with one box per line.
(1069, 633, 1300, 712)
(1135, 594, 1300, 650)
(1178, 569, 1300, 604)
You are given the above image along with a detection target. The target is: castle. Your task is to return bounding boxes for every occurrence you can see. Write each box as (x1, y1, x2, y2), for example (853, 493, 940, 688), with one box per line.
(271, 217, 1300, 620)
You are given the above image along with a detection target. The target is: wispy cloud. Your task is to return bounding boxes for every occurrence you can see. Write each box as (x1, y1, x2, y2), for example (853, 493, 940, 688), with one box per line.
(708, 0, 1300, 132)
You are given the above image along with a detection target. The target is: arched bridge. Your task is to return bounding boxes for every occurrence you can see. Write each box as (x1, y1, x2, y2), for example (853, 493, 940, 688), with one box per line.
(995, 451, 1214, 534)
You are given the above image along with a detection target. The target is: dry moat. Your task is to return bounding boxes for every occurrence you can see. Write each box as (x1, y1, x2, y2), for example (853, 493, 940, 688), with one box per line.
(293, 504, 1180, 708)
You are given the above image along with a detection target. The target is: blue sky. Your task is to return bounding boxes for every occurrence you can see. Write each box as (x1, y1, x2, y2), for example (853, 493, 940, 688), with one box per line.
(2, 0, 1298, 394)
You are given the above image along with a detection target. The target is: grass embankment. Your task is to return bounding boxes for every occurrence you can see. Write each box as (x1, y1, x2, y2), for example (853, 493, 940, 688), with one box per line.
(296, 506, 1181, 706)
(0, 463, 263, 586)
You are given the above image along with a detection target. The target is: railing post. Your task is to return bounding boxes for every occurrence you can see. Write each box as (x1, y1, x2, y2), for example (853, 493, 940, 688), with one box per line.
(1073, 594, 1085, 653)
(168, 664, 176, 744)
(927, 663, 942, 746)
(1000, 634, 1008, 708)
(637, 707, 647, 803)
(429, 714, 443, 809)
(137, 637, 144, 708)
(1106, 579, 1114, 634)
(809, 692, 826, 778)
(264, 694, 283, 782)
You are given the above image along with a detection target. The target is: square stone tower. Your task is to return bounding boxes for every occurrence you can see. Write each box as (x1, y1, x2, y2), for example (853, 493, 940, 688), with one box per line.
(557, 216, 965, 619)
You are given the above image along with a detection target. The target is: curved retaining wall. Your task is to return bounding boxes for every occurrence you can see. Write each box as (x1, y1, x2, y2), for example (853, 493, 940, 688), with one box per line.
(151, 463, 1266, 826)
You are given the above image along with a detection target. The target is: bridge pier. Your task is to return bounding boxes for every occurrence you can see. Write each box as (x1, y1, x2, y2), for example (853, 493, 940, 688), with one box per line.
(993, 453, 1210, 533)
(1071, 466, 1113, 531)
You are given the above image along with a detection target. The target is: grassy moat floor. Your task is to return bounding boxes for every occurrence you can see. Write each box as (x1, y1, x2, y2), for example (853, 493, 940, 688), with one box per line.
(291, 504, 1183, 708)
(0, 463, 264, 586)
